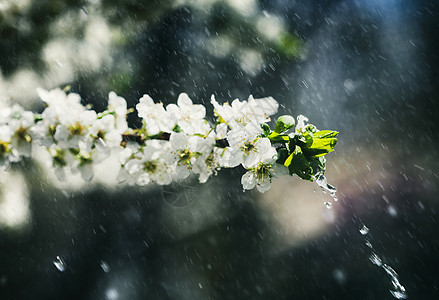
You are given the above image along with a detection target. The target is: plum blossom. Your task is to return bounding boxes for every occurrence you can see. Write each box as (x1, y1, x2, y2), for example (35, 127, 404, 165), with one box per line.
(168, 132, 214, 180)
(32, 89, 132, 181)
(0, 87, 334, 193)
(226, 122, 277, 169)
(107, 91, 128, 133)
(0, 104, 34, 169)
(166, 93, 210, 135)
(241, 158, 289, 193)
(119, 140, 173, 186)
(136, 94, 172, 135)
(211, 95, 278, 128)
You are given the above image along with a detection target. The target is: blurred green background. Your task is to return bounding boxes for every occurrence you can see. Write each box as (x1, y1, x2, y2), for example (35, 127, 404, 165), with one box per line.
(1, 0, 439, 299)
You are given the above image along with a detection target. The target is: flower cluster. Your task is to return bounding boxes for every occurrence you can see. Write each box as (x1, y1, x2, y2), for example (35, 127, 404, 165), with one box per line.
(30, 88, 127, 181)
(0, 103, 34, 169)
(0, 88, 338, 193)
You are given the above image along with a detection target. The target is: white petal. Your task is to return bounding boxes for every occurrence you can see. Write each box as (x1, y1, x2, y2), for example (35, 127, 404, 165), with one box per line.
(243, 151, 260, 169)
(175, 164, 190, 179)
(198, 169, 211, 183)
(228, 150, 243, 168)
(241, 172, 256, 190)
(79, 110, 97, 126)
(177, 93, 193, 107)
(189, 105, 206, 119)
(244, 122, 261, 138)
(253, 96, 278, 116)
(169, 132, 188, 148)
(116, 167, 129, 183)
(36, 87, 50, 103)
(138, 94, 154, 106)
(54, 125, 68, 142)
(272, 163, 289, 177)
(136, 173, 150, 186)
(80, 164, 94, 182)
(125, 159, 142, 174)
(216, 123, 228, 139)
(296, 115, 309, 131)
(119, 147, 134, 164)
(54, 167, 66, 181)
(256, 178, 272, 193)
(260, 145, 277, 163)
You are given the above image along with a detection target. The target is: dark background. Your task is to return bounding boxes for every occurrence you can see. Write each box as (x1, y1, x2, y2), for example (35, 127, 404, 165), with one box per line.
(0, 0, 438, 299)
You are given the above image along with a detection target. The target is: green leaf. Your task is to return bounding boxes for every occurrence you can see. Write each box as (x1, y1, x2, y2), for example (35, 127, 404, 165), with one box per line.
(309, 156, 326, 176)
(284, 145, 313, 180)
(313, 130, 339, 139)
(274, 115, 295, 133)
(172, 124, 182, 133)
(276, 148, 289, 165)
(303, 137, 337, 157)
(306, 124, 317, 133)
(301, 131, 314, 148)
(260, 123, 271, 137)
(268, 132, 290, 144)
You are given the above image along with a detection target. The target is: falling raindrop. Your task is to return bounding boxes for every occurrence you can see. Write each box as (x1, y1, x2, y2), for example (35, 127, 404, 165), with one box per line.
(324, 201, 332, 209)
(390, 290, 408, 299)
(359, 224, 369, 235)
(53, 256, 66, 272)
(316, 175, 339, 203)
(361, 227, 407, 300)
(100, 261, 111, 273)
(369, 253, 382, 266)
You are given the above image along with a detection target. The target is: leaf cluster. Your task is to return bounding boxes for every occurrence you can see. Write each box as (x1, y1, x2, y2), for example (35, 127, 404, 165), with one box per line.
(266, 116, 339, 181)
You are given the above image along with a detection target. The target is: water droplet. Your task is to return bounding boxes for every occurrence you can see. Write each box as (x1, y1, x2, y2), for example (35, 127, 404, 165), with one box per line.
(387, 205, 398, 217)
(0, 275, 7, 286)
(81, 6, 89, 16)
(198, 282, 203, 289)
(390, 290, 407, 299)
(106, 287, 119, 300)
(365, 240, 373, 248)
(316, 175, 337, 193)
(324, 201, 332, 209)
(100, 261, 110, 273)
(359, 224, 369, 235)
(382, 264, 407, 299)
(53, 256, 66, 272)
(383, 264, 397, 277)
(332, 269, 346, 284)
(369, 253, 382, 266)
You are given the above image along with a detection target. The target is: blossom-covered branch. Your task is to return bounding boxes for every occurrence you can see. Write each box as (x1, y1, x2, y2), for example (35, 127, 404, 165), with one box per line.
(0, 88, 338, 193)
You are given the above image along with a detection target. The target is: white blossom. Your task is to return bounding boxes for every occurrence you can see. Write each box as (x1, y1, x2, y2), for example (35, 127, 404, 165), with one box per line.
(226, 122, 277, 168)
(168, 132, 214, 180)
(241, 160, 289, 193)
(121, 140, 173, 186)
(0, 86, 328, 193)
(295, 115, 309, 132)
(166, 93, 210, 135)
(107, 91, 128, 132)
(0, 104, 34, 168)
(136, 94, 173, 135)
(211, 94, 278, 128)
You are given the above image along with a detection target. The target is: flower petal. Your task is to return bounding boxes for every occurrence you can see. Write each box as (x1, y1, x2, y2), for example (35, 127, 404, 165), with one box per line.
(241, 171, 256, 190)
